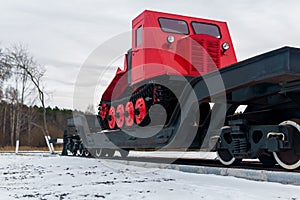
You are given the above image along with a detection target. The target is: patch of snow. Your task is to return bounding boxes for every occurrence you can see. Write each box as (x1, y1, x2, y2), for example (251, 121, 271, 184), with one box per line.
(0, 154, 299, 200)
(128, 150, 217, 160)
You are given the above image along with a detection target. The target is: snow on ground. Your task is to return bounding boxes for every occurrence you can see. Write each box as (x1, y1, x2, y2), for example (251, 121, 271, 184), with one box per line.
(128, 150, 218, 160)
(0, 153, 300, 200)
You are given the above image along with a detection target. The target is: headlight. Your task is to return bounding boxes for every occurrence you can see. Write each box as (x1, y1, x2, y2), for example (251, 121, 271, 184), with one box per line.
(167, 35, 175, 44)
(222, 42, 230, 51)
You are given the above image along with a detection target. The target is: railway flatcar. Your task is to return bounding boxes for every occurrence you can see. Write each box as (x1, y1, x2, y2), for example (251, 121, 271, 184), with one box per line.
(75, 10, 300, 170)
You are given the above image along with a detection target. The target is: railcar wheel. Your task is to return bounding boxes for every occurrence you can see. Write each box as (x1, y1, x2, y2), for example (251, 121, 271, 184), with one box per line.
(273, 120, 300, 170)
(78, 149, 84, 157)
(217, 149, 238, 165)
(71, 143, 79, 156)
(72, 150, 77, 156)
(217, 126, 241, 165)
(78, 144, 84, 156)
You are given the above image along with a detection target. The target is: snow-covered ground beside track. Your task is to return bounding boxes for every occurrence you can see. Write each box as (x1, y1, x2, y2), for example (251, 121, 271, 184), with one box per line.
(0, 153, 300, 200)
(128, 150, 218, 159)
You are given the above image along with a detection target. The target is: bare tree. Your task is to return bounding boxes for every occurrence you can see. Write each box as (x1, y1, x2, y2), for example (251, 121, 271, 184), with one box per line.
(0, 47, 12, 100)
(26, 107, 37, 146)
(3, 45, 53, 152)
(5, 87, 17, 146)
(4, 46, 31, 148)
(0, 47, 12, 146)
(0, 48, 10, 145)
(1, 102, 8, 145)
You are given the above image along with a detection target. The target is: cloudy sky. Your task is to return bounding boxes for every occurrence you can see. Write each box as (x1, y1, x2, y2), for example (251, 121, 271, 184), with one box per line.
(1, 0, 300, 111)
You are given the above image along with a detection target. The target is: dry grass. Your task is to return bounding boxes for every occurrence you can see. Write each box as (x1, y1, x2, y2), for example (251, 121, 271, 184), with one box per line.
(0, 146, 62, 152)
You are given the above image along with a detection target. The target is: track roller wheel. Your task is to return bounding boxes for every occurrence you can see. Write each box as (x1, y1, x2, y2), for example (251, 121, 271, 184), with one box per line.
(107, 106, 116, 129)
(95, 148, 106, 157)
(94, 149, 101, 157)
(125, 101, 134, 127)
(273, 120, 300, 170)
(94, 148, 115, 158)
(134, 97, 148, 125)
(115, 104, 125, 128)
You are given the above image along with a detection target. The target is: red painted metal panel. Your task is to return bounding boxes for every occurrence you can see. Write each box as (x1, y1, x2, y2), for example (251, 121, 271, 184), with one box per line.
(101, 10, 237, 103)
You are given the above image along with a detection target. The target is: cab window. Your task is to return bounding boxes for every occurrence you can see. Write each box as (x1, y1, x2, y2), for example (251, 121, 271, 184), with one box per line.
(136, 26, 143, 47)
(191, 22, 221, 38)
(158, 18, 189, 35)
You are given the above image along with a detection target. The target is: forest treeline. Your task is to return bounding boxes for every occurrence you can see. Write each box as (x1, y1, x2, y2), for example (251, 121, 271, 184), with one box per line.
(0, 45, 77, 147)
(0, 102, 73, 147)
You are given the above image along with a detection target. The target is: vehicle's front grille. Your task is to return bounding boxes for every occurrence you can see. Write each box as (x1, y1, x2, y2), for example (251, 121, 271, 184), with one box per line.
(191, 38, 220, 73)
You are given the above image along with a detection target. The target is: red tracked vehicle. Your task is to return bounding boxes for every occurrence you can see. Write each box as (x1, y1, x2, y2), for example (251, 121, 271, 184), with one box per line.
(77, 10, 300, 170)
(98, 10, 237, 130)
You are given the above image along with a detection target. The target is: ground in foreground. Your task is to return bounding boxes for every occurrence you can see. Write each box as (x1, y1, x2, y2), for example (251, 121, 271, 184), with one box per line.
(0, 153, 299, 200)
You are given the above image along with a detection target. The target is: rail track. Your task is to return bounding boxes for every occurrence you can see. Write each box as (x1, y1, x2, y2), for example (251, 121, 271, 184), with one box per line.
(102, 155, 299, 173)
(65, 150, 300, 173)
(4, 150, 298, 173)
(99, 153, 300, 185)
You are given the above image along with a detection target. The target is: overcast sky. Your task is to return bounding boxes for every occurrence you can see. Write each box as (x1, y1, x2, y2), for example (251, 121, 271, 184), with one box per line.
(1, 0, 300, 111)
